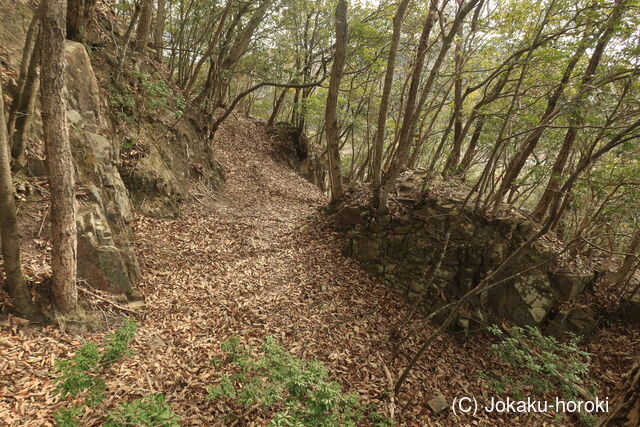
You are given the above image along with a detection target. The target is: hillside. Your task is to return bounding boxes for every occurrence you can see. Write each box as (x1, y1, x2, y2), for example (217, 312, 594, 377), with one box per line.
(2, 0, 640, 426)
(4, 106, 638, 425)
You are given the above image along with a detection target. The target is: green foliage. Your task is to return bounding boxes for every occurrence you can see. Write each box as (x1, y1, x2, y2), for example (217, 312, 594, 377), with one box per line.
(107, 86, 136, 125)
(131, 70, 180, 116)
(52, 319, 177, 426)
(108, 71, 184, 126)
(52, 405, 82, 427)
(54, 321, 137, 423)
(105, 394, 180, 427)
(208, 336, 389, 426)
(54, 341, 105, 406)
(101, 318, 138, 364)
(478, 325, 597, 425)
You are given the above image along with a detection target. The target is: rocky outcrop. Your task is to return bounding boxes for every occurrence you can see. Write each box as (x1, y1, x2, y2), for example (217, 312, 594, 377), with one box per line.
(337, 182, 594, 330)
(64, 41, 140, 295)
(2, 2, 224, 297)
(269, 122, 325, 190)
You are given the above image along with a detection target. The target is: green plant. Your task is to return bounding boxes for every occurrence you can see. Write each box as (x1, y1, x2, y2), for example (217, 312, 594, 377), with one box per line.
(105, 394, 180, 427)
(52, 405, 82, 427)
(478, 325, 597, 425)
(108, 84, 136, 125)
(52, 319, 179, 426)
(208, 336, 389, 426)
(131, 71, 182, 117)
(54, 341, 105, 406)
(101, 318, 138, 364)
(109, 71, 183, 126)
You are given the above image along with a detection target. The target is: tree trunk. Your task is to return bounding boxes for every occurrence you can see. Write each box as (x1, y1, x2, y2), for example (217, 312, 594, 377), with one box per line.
(382, 0, 438, 198)
(135, 0, 153, 53)
(40, 0, 78, 313)
(116, 2, 141, 75)
(11, 39, 41, 171)
(615, 228, 640, 289)
(0, 80, 38, 318)
(489, 26, 588, 213)
(268, 87, 288, 126)
(532, 0, 627, 221)
(153, 0, 166, 61)
(597, 358, 640, 426)
(66, 0, 96, 42)
(183, 1, 232, 96)
(8, 12, 40, 138)
(210, 0, 272, 106)
(443, 0, 466, 175)
(324, 0, 348, 203)
(382, 0, 480, 202)
(458, 114, 485, 175)
(370, 0, 410, 210)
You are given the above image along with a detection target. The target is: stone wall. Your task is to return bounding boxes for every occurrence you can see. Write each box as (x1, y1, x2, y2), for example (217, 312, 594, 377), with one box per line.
(337, 187, 594, 330)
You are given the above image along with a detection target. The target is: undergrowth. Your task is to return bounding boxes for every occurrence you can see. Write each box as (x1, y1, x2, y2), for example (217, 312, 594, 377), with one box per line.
(478, 325, 598, 426)
(208, 336, 393, 426)
(108, 70, 184, 127)
(52, 318, 179, 426)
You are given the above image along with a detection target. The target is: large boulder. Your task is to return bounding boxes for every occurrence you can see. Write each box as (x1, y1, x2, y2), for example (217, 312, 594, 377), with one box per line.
(76, 205, 136, 296)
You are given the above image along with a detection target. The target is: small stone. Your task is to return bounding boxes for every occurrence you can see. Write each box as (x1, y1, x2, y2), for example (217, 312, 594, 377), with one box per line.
(427, 393, 449, 414)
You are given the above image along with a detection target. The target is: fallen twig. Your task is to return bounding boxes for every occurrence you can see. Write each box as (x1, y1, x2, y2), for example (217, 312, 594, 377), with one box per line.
(77, 285, 143, 315)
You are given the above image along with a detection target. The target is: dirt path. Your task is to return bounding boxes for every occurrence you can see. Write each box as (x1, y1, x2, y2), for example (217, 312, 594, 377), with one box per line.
(121, 115, 496, 425)
(2, 115, 638, 426)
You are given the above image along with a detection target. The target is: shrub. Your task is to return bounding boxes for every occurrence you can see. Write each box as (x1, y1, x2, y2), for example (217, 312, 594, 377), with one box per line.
(105, 394, 179, 427)
(208, 336, 391, 426)
(478, 325, 597, 425)
(52, 319, 179, 426)
(108, 71, 184, 126)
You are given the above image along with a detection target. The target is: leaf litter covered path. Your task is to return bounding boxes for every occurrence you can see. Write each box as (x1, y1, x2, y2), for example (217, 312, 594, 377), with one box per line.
(2, 115, 638, 426)
(129, 114, 469, 424)
(118, 114, 537, 425)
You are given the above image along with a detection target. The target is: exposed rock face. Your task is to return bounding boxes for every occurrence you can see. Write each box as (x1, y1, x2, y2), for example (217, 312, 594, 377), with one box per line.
(3, 0, 225, 297)
(76, 205, 135, 295)
(117, 117, 225, 219)
(338, 185, 594, 329)
(269, 122, 325, 190)
(64, 41, 140, 295)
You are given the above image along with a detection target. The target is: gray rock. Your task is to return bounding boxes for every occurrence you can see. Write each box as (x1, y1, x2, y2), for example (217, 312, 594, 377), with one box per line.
(76, 205, 135, 295)
(427, 394, 449, 414)
(335, 205, 364, 228)
(546, 306, 598, 336)
(549, 271, 594, 300)
(621, 297, 640, 323)
(341, 191, 594, 332)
